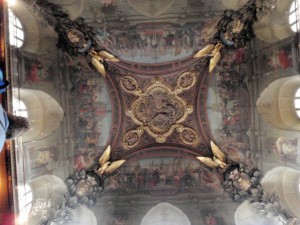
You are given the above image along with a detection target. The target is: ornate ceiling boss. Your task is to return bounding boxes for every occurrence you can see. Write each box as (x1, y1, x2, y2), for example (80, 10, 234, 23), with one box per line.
(120, 71, 198, 148)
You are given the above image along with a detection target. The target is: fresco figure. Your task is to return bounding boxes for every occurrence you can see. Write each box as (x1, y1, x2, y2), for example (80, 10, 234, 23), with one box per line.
(268, 48, 292, 70)
(204, 213, 217, 225)
(201, 169, 223, 193)
(26, 63, 49, 83)
(103, 157, 225, 196)
(31, 149, 55, 168)
(274, 137, 298, 161)
(73, 147, 101, 171)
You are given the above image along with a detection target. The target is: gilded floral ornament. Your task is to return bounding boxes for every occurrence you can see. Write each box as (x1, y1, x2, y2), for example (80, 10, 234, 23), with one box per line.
(122, 128, 144, 148)
(176, 71, 197, 93)
(179, 127, 199, 146)
(122, 72, 198, 147)
(120, 75, 142, 95)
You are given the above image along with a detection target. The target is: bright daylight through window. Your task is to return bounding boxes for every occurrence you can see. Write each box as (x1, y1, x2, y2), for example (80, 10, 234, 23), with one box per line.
(8, 9, 24, 48)
(17, 184, 33, 225)
(294, 88, 300, 118)
(289, 0, 300, 32)
(12, 98, 28, 118)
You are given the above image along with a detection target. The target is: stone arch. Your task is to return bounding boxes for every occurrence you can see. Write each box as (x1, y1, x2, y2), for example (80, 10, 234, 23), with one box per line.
(12, 1, 57, 54)
(13, 89, 64, 142)
(234, 201, 277, 225)
(26, 175, 68, 225)
(253, 0, 295, 43)
(256, 76, 300, 131)
(261, 167, 300, 219)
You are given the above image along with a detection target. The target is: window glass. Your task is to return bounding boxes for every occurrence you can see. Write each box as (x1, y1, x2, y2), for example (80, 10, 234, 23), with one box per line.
(289, 0, 300, 32)
(295, 88, 300, 97)
(8, 10, 24, 48)
(12, 98, 28, 118)
(295, 88, 300, 118)
(17, 184, 33, 224)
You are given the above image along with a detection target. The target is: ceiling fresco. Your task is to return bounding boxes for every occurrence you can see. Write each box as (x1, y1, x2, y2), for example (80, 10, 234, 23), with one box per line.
(2, 0, 300, 225)
(126, 0, 175, 18)
(41, 0, 224, 64)
(207, 48, 251, 164)
(102, 156, 224, 196)
(95, 20, 219, 63)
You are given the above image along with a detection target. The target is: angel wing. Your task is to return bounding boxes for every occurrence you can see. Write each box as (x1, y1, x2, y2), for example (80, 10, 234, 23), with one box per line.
(209, 51, 221, 73)
(98, 50, 119, 62)
(99, 145, 111, 166)
(210, 141, 225, 162)
(91, 57, 106, 77)
(193, 44, 215, 58)
(196, 156, 219, 168)
(105, 160, 126, 174)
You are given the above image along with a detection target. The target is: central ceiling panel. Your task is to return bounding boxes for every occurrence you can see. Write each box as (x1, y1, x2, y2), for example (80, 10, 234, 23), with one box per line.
(105, 59, 212, 161)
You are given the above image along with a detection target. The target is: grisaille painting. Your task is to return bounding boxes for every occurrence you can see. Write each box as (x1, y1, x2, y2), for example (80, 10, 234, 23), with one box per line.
(1, 0, 300, 225)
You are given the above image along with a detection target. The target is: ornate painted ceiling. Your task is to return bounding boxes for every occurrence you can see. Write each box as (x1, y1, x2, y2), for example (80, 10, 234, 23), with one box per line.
(43, 0, 232, 161)
(76, 1, 230, 148)
(5, 0, 300, 225)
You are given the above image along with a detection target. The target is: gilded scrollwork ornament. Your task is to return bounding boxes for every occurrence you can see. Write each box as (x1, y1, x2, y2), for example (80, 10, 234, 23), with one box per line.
(120, 75, 142, 95)
(121, 72, 198, 147)
(122, 128, 144, 149)
(176, 70, 197, 93)
(178, 126, 199, 146)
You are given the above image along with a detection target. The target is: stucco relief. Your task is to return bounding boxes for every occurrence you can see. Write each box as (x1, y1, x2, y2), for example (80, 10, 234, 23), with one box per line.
(121, 71, 198, 148)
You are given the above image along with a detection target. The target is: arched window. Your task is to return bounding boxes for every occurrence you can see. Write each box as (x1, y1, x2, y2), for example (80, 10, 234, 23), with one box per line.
(17, 184, 33, 224)
(12, 98, 28, 118)
(256, 76, 300, 131)
(294, 88, 300, 118)
(260, 167, 300, 218)
(141, 202, 191, 225)
(13, 89, 64, 142)
(8, 9, 24, 48)
(254, 0, 298, 43)
(289, 0, 300, 32)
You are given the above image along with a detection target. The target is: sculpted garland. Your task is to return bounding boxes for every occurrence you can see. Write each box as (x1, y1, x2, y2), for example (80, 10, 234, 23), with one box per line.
(24, 0, 299, 224)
